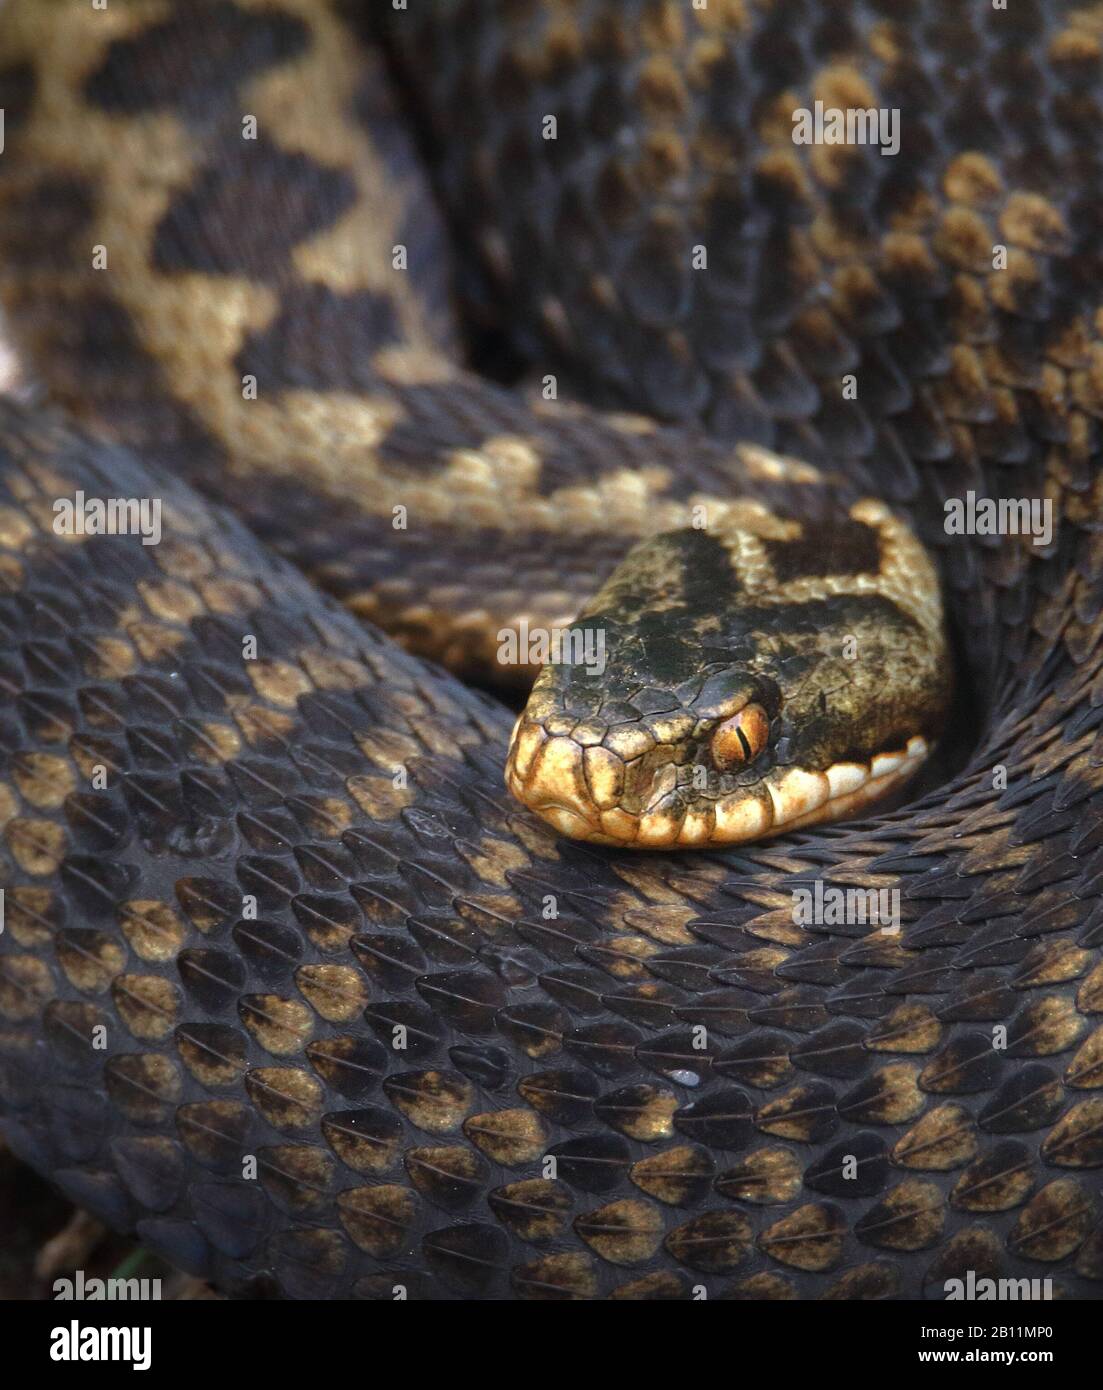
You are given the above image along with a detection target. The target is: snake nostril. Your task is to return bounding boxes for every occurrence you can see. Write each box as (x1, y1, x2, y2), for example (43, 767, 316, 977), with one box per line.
(644, 763, 679, 812)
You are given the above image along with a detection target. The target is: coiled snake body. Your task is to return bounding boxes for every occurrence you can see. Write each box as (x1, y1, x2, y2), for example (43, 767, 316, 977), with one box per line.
(1, 0, 1103, 1299)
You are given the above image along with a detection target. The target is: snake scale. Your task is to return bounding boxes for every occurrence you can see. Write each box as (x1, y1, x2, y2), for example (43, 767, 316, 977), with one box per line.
(1, 0, 1103, 1301)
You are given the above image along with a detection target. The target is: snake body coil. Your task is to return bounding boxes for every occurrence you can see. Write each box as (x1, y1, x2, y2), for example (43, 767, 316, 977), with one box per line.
(1, 0, 1103, 1299)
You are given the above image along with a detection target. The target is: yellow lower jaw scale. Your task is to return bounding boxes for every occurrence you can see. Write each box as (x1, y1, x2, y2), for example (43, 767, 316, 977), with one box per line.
(508, 733, 934, 849)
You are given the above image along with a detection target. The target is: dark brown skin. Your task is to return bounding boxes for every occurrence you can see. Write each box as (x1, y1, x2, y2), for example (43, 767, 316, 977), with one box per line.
(0, 0, 1102, 1300)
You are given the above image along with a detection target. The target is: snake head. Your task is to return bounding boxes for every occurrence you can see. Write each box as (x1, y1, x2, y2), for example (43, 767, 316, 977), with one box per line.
(505, 508, 952, 848)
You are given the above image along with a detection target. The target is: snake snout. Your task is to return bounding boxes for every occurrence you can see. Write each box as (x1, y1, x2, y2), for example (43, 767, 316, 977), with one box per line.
(505, 715, 608, 841)
(505, 707, 692, 847)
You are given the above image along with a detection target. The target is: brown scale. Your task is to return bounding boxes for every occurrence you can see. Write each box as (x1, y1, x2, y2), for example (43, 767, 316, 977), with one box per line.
(386, 0, 1103, 704)
(0, 0, 887, 684)
(0, 0, 1100, 1302)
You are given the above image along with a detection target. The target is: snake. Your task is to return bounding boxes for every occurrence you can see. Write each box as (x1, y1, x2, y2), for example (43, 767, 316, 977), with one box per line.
(0, 0, 1102, 1302)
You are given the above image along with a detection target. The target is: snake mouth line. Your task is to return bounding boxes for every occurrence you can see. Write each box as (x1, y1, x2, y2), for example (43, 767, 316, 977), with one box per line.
(506, 731, 931, 848)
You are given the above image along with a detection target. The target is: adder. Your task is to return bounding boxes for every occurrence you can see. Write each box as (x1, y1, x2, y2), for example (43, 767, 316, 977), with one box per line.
(0, 0, 1102, 1300)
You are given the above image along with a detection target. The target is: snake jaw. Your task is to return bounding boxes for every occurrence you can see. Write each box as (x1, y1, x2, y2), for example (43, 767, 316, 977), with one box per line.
(506, 704, 933, 848)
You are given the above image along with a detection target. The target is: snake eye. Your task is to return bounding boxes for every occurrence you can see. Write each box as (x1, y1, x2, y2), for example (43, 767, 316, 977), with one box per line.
(711, 703, 770, 769)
